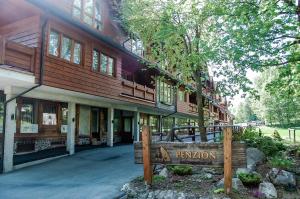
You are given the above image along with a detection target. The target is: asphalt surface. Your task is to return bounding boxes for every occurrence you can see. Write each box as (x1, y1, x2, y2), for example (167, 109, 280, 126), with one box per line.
(0, 145, 142, 199)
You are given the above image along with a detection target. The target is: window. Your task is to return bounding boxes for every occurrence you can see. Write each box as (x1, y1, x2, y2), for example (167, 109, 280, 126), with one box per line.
(21, 104, 34, 125)
(61, 104, 68, 125)
(92, 50, 115, 76)
(149, 116, 158, 133)
(72, 0, 103, 31)
(178, 90, 186, 102)
(61, 36, 72, 61)
(159, 80, 174, 105)
(48, 30, 82, 65)
(42, 104, 57, 125)
(48, 31, 59, 56)
(124, 38, 144, 57)
(162, 117, 173, 132)
(92, 50, 100, 71)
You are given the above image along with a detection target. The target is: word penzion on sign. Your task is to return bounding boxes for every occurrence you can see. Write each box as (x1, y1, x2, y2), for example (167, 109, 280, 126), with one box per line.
(134, 142, 247, 167)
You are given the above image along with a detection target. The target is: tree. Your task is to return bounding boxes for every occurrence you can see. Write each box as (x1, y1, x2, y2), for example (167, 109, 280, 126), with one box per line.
(122, 0, 229, 141)
(212, 0, 299, 89)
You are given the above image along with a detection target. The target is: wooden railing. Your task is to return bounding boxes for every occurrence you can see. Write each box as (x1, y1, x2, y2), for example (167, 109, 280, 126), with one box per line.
(121, 79, 155, 102)
(188, 103, 198, 113)
(0, 36, 36, 72)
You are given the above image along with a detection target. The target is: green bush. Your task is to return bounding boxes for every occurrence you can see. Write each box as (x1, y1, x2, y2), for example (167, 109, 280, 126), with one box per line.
(269, 156, 294, 170)
(153, 175, 166, 183)
(238, 173, 262, 186)
(169, 165, 193, 176)
(240, 127, 286, 156)
(272, 130, 283, 141)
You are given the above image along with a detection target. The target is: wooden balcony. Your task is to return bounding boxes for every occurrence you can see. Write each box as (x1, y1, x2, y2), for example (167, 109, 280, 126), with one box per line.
(0, 37, 36, 73)
(188, 103, 198, 114)
(121, 79, 155, 103)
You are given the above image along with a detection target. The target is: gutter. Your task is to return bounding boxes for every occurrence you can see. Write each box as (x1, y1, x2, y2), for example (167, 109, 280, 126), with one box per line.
(0, 19, 48, 173)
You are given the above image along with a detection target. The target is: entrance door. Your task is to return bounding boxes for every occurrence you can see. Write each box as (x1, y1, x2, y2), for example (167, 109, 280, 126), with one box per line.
(121, 117, 133, 143)
(91, 108, 100, 140)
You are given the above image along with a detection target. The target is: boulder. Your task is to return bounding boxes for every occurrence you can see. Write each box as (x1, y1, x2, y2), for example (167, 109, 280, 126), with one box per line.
(216, 178, 245, 191)
(236, 168, 252, 176)
(267, 168, 296, 186)
(159, 168, 169, 178)
(247, 148, 265, 170)
(259, 182, 277, 198)
(121, 183, 138, 197)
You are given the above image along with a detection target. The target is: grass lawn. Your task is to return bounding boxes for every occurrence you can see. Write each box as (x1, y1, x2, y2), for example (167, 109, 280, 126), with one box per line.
(257, 126, 300, 143)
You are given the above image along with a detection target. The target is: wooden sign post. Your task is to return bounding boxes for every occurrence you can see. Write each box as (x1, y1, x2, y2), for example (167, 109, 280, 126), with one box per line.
(223, 127, 232, 194)
(136, 126, 245, 194)
(142, 126, 152, 185)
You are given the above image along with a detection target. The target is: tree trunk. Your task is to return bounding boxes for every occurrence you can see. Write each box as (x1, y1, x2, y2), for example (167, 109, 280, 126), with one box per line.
(195, 69, 207, 142)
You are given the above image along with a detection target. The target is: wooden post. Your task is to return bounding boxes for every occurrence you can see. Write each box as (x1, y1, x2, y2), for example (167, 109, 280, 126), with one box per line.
(142, 126, 152, 185)
(223, 126, 232, 194)
(294, 129, 296, 143)
(289, 129, 291, 140)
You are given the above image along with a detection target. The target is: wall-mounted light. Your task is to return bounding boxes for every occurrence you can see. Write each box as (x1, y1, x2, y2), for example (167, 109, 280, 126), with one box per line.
(112, 120, 114, 124)
(72, 118, 75, 122)
(11, 114, 15, 120)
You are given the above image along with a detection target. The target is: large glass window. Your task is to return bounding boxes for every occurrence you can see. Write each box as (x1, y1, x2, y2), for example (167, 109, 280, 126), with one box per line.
(42, 104, 57, 126)
(162, 117, 173, 133)
(159, 80, 174, 105)
(92, 52, 115, 76)
(21, 104, 34, 125)
(72, 0, 103, 31)
(48, 30, 82, 65)
(149, 116, 159, 133)
(48, 31, 59, 56)
(20, 100, 38, 133)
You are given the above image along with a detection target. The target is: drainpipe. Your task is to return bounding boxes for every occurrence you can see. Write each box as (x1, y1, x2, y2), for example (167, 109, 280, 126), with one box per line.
(0, 18, 48, 173)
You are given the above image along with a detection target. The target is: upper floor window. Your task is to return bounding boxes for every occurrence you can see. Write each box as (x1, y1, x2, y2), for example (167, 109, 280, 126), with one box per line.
(124, 38, 144, 57)
(178, 90, 186, 102)
(92, 49, 115, 76)
(72, 0, 103, 31)
(48, 30, 82, 65)
(159, 80, 174, 105)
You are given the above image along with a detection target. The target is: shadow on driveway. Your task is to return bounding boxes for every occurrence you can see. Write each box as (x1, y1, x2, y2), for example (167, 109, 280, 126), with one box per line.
(0, 145, 142, 199)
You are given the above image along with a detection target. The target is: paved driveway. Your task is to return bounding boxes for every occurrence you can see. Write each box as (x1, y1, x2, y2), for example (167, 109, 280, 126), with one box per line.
(0, 145, 142, 199)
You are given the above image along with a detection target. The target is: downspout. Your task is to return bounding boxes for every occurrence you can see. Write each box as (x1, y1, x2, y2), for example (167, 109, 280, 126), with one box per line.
(1, 18, 48, 173)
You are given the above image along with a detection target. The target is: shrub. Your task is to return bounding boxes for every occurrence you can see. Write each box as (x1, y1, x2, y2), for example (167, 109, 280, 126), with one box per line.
(153, 175, 166, 183)
(169, 165, 193, 176)
(238, 172, 262, 186)
(272, 130, 283, 141)
(213, 188, 224, 194)
(269, 156, 294, 170)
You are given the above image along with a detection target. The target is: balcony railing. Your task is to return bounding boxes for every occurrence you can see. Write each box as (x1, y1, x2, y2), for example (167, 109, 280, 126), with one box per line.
(188, 103, 198, 113)
(121, 79, 155, 102)
(0, 37, 36, 72)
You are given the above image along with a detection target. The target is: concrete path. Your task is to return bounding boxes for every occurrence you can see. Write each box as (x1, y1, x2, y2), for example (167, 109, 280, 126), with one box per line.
(0, 145, 142, 199)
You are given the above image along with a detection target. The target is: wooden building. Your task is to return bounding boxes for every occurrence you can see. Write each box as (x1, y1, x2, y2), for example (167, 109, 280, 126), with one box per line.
(0, 0, 231, 173)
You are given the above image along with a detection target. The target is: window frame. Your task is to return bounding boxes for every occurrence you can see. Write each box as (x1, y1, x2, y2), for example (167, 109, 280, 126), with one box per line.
(91, 48, 116, 77)
(48, 29, 83, 66)
(159, 80, 174, 105)
(72, 0, 103, 31)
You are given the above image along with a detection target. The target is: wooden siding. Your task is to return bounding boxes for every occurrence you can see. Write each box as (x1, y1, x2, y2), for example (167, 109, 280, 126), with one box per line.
(121, 79, 155, 102)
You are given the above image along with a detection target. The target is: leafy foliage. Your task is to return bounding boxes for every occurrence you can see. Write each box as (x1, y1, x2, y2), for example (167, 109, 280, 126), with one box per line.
(269, 156, 294, 170)
(168, 165, 193, 176)
(153, 175, 166, 183)
(238, 172, 262, 186)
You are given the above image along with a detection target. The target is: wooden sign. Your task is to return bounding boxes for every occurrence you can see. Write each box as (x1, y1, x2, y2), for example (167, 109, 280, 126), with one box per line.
(134, 142, 246, 167)
(135, 126, 247, 195)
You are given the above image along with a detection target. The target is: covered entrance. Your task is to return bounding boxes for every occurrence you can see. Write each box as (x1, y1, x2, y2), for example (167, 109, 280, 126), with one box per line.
(113, 110, 134, 144)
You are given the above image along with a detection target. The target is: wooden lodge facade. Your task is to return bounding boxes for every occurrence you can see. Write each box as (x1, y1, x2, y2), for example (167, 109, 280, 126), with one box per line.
(0, 0, 232, 173)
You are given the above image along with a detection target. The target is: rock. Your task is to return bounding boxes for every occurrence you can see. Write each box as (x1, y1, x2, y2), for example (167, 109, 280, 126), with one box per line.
(159, 168, 169, 178)
(202, 167, 222, 175)
(147, 190, 188, 199)
(259, 182, 277, 198)
(121, 183, 138, 197)
(216, 178, 245, 191)
(247, 148, 265, 171)
(236, 168, 252, 176)
(203, 173, 213, 179)
(267, 168, 296, 186)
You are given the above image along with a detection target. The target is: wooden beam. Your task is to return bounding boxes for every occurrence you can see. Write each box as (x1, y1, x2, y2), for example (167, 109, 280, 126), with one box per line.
(224, 127, 232, 194)
(142, 126, 152, 185)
